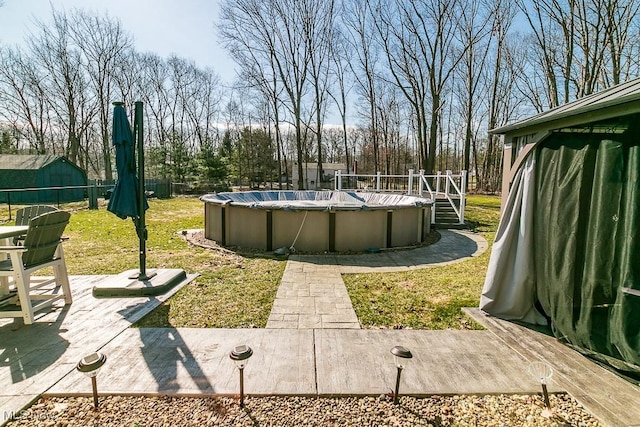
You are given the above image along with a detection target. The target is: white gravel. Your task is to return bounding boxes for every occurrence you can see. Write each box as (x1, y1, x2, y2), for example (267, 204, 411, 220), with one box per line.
(6, 393, 603, 426)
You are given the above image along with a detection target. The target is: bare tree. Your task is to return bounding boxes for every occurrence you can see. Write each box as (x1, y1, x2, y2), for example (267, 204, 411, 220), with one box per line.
(0, 46, 50, 153)
(28, 9, 96, 167)
(220, 0, 322, 189)
(188, 67, 222, 151)
(306, 0, 336, 187)
(113, 49, 143, 108)
(343, 0, 382, 171)
(327, 26, 354, 174)
(455, 0, 493, 174)
(68, 9, 133, 180)
(372, 0, 467, 175)
(603, 0, 640, 85)
(484, 6, 525, 191)
(137, 53, 170, 138)
(232, 33, 288, 188)
(517, 0, 564, 107)
(518, 0, 640, 107)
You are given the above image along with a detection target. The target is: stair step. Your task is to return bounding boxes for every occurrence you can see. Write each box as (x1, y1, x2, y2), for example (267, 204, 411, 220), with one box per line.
(436, 210, 459, 215)
(433, 222, 468, 230)
(435, 203, 459, 208)
(435, 207, 457, 213)
(435, 216, 460, 222)
(436, 211, 459, 216)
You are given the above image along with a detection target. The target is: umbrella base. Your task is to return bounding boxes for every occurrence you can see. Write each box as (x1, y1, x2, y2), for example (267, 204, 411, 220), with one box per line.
(128, 270, 157, 280)
(92, 268, 187, 297)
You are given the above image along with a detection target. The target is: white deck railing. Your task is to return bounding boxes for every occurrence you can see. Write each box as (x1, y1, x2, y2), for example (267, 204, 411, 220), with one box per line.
(335, 169, 467, 224)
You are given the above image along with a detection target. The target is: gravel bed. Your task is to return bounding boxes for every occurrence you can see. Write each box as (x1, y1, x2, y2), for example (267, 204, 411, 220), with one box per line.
(6, 393, 602, 426)
(182, 229, 441, 256)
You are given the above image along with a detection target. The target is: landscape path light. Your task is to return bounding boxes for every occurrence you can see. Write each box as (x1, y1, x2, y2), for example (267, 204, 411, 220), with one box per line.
(390, 345, 413, 404)
(528, 360, 554, 417)
(229, 344, 253, 408)
(76, 352, 107, 409)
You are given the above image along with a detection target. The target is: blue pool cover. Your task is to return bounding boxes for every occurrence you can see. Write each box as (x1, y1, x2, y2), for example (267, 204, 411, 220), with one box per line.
(200, 191, 432, 211)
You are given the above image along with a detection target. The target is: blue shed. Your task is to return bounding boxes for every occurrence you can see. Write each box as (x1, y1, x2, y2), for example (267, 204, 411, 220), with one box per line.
(0, 154, 87, 204)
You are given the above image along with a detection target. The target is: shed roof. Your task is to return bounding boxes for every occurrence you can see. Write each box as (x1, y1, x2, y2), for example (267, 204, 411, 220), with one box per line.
(490, 77, 640, 136)
(0, 154, 61, 170)
(296, 162, 348, 170)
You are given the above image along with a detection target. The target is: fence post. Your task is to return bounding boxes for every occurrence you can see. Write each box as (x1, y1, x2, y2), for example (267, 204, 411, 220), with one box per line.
(460, 170, 467, 224)
(408, 169, 414, 195)
(336, 170, 341, 191)
(436, 171, 442, 194)
(445, 170, 452, 197)
(88, 181, 98, 210)
(376, 172, 381, 191)
(418, 169, 424, 196)
(431, 202, 436, 224)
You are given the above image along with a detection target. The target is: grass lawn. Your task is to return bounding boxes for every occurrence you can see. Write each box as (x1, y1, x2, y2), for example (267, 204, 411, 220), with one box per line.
(37, 197, 287, 328)
(0, 194, 500, 329)
(343, 194, 501, 329)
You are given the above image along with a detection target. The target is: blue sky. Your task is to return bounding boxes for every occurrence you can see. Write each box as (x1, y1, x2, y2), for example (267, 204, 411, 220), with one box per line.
(0, 0, 237, 84)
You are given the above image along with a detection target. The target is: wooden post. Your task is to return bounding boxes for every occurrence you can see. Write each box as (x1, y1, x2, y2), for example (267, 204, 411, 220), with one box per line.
(408, 169, 414, 195)
(501, 136, 513, 213)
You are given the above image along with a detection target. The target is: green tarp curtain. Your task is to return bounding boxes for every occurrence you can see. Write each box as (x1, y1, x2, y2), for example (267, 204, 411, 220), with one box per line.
(535, 131, 640, 378)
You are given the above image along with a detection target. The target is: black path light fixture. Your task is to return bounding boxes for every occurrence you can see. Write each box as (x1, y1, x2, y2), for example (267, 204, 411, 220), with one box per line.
(528, 360, 554, 418)
(390, 345, 413, 404)
(76, 352, 107, 409)
(229, 344, 253, 408)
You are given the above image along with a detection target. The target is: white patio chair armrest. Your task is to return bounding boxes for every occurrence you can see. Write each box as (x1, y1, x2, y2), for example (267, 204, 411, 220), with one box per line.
(0, 246, 27, 252)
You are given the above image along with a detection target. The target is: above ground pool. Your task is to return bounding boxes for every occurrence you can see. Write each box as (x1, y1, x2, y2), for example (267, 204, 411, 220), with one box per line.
(200, 191, 432, 253)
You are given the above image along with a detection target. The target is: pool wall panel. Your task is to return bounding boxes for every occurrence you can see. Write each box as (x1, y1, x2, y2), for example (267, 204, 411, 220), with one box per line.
(334, 210, 387, 251)
(422, 206, 432, 240)
(391, 208, 420, 247)
(227, 206, 267, 250)
(272, 210, 329, 252)
(204, 204, 223, 242)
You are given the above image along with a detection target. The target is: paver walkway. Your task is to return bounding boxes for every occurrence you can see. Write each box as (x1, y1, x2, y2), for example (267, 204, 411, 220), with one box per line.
(266, 229, 487, 329)
(266, 261, 360, 328)
(296, 229, 488, 273)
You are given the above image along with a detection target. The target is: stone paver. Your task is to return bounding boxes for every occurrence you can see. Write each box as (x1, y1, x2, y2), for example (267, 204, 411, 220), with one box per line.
(266, 230, 488, 329)
(267, 261, 360, 329)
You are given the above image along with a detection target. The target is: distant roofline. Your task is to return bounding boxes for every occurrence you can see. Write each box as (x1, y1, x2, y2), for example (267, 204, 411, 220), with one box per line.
(0, 154, 85, 176)
(295, 162, 348, 169)
(0, 153, 60, 170)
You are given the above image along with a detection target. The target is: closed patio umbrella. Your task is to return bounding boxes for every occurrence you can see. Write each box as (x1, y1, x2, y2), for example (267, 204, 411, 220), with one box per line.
(108, 102, 147, 220)
(107, 101, 152, 280)
(93, 101, 186, 297)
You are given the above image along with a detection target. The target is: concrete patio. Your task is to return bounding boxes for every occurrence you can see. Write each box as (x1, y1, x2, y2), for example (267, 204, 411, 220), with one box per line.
(1, 230, 638, 427)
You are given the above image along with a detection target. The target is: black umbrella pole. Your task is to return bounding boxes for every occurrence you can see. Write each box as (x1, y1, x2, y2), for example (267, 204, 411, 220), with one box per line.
(134, 101, 153, 280)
